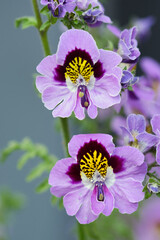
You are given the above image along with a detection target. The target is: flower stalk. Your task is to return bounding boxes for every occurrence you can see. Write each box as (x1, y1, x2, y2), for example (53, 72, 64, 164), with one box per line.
(31, 0, 70, 156)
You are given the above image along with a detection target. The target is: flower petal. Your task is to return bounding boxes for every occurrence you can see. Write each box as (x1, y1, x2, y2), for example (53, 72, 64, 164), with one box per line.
(115, 179, 144, 203)
(76, 191, 98, 224)
(63, 187, 89, 216)
(151, 114, 160, 135)
(56, 29, 100, 65)
(42, 85, 70, 110)
(137, 132, 159, 152)
(89, 87, 121, 109)
(99, 49, 122, 75)
(102, 186, 114, 216)
(36, 54, 57, 77)
(36, 76, 54, 93)
(68, 134, 114, 159)
(52, 91, 77, 118)
(49, 158, 82, 197)
(110, 186, 138, 214)
(156, 143, 160, 165)
(74, 96, 85, 120)
(127, 114, 146, 134)
(91, 186, 105, 215)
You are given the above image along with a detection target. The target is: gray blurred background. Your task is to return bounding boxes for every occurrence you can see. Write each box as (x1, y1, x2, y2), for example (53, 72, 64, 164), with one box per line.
(0, 0, 160, 239)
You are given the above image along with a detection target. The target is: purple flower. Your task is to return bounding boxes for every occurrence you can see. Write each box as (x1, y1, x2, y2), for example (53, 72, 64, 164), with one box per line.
(82, 8, 112, 26)
(132, 16, 155, 42)
(108, 25, 140, 61)
(120, 114, 159, 152)
(36, 29, 122, 120)
(134, 197, 160, 240)
(76, 0, 103, 11)
(49, 134, 147, 224)
(118, 27, 140, 62)
(151, 114, 160, 165)
(41, 0, 76, 18)
(121, 70, 139, 88)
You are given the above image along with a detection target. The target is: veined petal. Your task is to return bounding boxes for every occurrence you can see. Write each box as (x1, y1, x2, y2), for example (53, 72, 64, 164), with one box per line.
(76, 190, 98, 224)
(127, 114, 146, 134)
(56, 29, 100, 65)
(115, 179, 144, 203)
(49, 158, 82, 197)
(89, 87, 121, 109)
(36, 76, 54, 93)
(68, 134, 115, 159)
(99, 49, 122, 75)
(51, 91, 77, 118)
(42, 85, 70, 110)
(36, 54, 57, 77)
(110, 187, 138, 214)
(63, 187, 89, 216)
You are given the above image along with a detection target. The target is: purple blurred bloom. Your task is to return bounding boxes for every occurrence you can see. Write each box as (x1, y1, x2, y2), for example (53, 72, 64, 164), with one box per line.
(120, 114, 159, 153)
(121, 70, 139, 88)
(134, 197, 160, 240)
(132, 16, 155, 42)
(76, 0, 103, 11)
(118, 27, 140, 61)
(82, 8, 112, 26)
(49, 134, 147, 224)
(108, 25, 140, 61)
(41, 0, 76, 18)
(151, 114, 160, 165)
(36, 29, 122, 120)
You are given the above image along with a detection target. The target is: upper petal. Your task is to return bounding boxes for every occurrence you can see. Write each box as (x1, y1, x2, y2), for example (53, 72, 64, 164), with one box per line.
(56, 29, 100, 65)
(127, 114, 146, 134)
(68, 134, 115, 159)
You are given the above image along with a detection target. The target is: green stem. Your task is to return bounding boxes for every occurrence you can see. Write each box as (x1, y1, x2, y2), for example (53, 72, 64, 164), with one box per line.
(32, 0, 70, 155)
(60, 118, 70, 156)
(78, 222, 85, 240)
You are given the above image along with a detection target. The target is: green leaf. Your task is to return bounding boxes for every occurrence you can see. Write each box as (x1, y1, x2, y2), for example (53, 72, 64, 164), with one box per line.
(50, 16, 57, 25)
(15, 16, 37, 29)
(17, 151, 36, 170)
(40, 20, 51, 32)
(40, 6, 50, 16)
(156, 192, 160, 198)
(26, 162, 49, 182)
(51, 195, 58, 205)
(36, 178, 50, 193)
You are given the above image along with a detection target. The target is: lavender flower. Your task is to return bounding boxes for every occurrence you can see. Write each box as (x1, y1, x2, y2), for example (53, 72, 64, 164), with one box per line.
(41, 0, 76, 18)
(120, 114, 159, 152)
(134, 198, 160, 240)
(82, 8, 112, 26)
(121, 70, 139, 88)
(49, 134, 147, 224)
(151, 114, 160, 165)
(36, 29, 122, 120)
(132, 16, 155, 42)
(118, 27, 140, 62)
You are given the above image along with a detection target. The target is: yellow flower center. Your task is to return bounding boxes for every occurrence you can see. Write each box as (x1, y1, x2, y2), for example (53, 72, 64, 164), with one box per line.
(65, 57, 94, 84)
(80, 150, 108, 179)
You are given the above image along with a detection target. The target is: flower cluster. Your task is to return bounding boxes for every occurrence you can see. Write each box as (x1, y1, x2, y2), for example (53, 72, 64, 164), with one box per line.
(35, 0, 160, 227)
